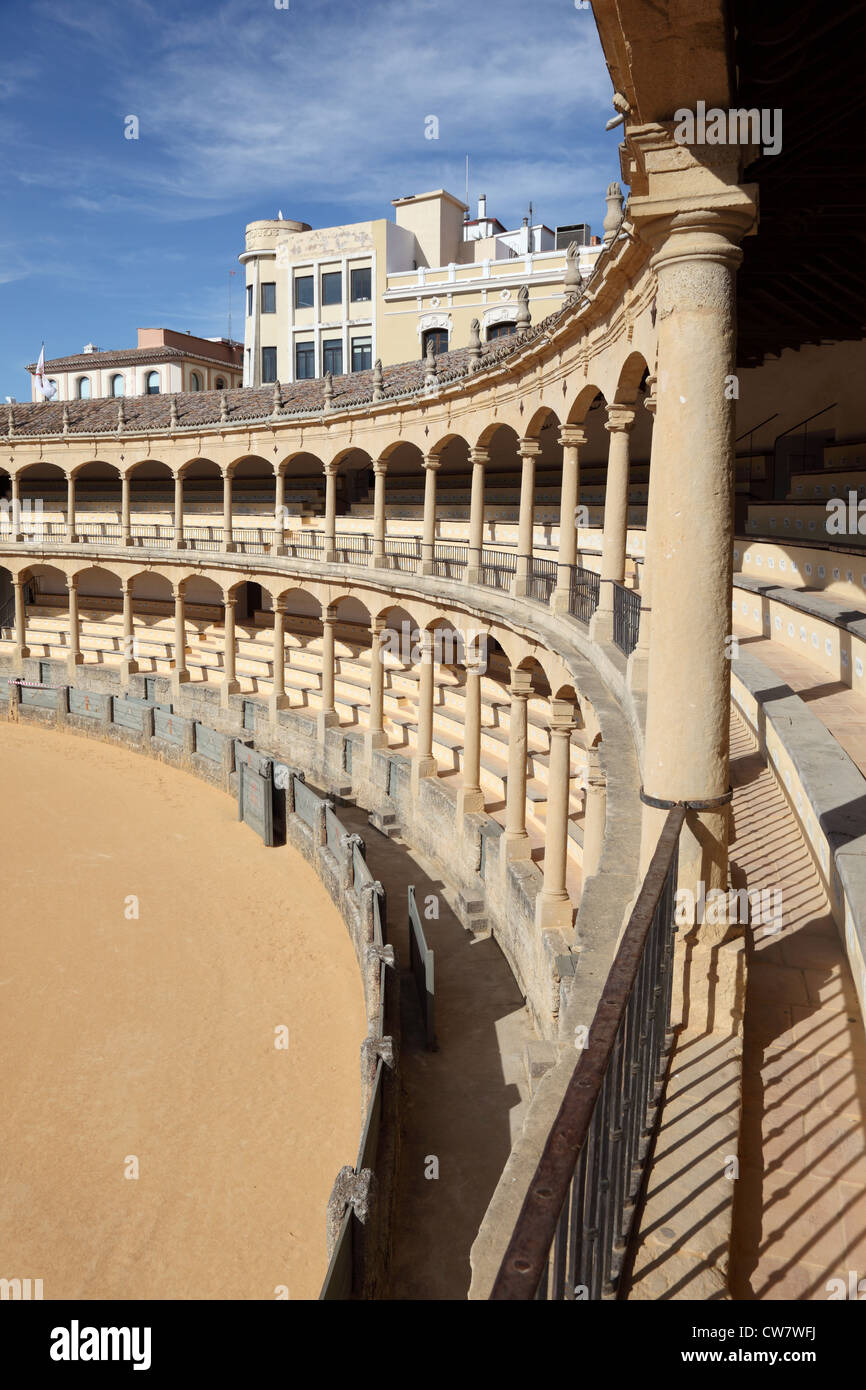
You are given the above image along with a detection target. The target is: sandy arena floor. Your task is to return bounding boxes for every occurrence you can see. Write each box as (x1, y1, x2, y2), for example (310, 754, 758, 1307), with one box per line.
(0, 721, 365, 1300)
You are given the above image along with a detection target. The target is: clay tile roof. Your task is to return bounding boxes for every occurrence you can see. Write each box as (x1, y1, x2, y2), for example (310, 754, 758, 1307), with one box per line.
(25, 346, 239, 372)
(7, 296, 583, 438)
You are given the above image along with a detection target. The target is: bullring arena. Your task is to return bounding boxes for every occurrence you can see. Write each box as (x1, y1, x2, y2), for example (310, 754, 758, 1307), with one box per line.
(3, 0, 866, 1304)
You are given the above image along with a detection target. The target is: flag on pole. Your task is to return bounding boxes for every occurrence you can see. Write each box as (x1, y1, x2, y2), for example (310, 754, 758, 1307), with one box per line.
(34, 344, 57, 400)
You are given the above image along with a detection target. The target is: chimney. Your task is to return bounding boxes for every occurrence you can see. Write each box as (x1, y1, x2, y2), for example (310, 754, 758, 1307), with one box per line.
(478, 194, 487, 220)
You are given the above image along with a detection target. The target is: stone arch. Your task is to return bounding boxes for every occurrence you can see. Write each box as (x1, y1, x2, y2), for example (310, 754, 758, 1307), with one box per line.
(614, 350, 651, 406)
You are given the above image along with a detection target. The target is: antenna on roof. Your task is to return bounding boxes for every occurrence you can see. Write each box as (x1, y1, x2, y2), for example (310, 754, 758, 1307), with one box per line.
(228, 269, 236, 343)
(465, 154, 469, 211)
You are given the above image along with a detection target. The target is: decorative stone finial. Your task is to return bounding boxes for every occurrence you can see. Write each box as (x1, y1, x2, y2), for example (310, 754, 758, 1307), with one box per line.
(424, 338, 439, 390)
(371, 358, 384, 402)
(564, 240, 585, 301)
(6, 403, 13, 438)
(468, 317, 482, 370)
(271, 380, 281, 417)
(62, 404, 69, 435)
(603, 181, 624, 247)
(169, 394, 179, 428)
(323, 370, 333, 409)
(220, 390, 229, 424)
(116, 400, 125, 430)
(515, 284, 531, 332)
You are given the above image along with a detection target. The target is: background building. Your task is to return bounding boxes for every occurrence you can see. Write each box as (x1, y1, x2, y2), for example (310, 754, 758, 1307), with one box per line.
(240, 191, 602, 386)
(26, 328, 243, 402)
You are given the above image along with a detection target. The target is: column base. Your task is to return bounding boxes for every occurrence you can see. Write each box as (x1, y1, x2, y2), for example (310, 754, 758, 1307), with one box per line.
(466, 566, 482, 586)
(66, 655, 84, 680)
(457, 786, 484, 822)
(411, 754, 438, 794)
(174, 537, 188, 551)
(121, 660, 139, 685)
(535, 893, 574, 932)
(627, 642, 650, 692)
(317, 709, 339, 740)
(173, 669, 190, 686)
(223, 541, 237, 554)
(512, 578, 531, 598)
(371, 550, 385, 569)
(502, 831, 532, 864)
(364, 729, 388, 755)
(122, 535, 135, 547)
(220, 679, 240, 707)
(269, 693, 290, 716)
(589, 602, 615, 645)
(551, 588, 571, 615)
(271, 542, 285, 558)
(324, 550, 338, 565)
(420, 561, 435, 577)
(17, 646, 30, 661)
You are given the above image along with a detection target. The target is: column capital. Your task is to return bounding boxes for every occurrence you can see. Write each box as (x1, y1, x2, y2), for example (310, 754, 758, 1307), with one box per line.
(373, 457, 388, 477)
(508, 665, 534, 697)
(558, 426, 588, 449)
(547, 695, 577, 733)
(322, 608, 337, 626)
(517, 438, 542, 459)
(222, 594, 237, 609)
(643, 373, 658, 416)
(370, 615, 387, 636)
(220, 465, 235, 479)
(65, 574, 78, 591)
(604, 405, 636, 434)
(469, 447, 489, 467)
(422, 454, 441, 471)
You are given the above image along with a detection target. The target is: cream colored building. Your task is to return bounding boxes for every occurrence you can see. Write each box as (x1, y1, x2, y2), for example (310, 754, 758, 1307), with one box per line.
(240, 191, 603, 385)
(26, 328, 243, 402)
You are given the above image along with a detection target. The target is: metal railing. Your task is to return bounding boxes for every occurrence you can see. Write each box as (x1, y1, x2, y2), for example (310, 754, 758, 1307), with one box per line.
(130, 523, 173, 549)
(333, 532, 372, 565)
(527, 556, 558, 604)
(284, 529, 324, 560)
(384, 537, 422, 573)
(480, 548, 518, 591)
(490, 805, 685, 1301)
(568, 565, 601, 623)
(184, 526, 224, 551)
(431, 542, 468, 580)
(231, 527, 273, 555)
(613, 582, 641, 657)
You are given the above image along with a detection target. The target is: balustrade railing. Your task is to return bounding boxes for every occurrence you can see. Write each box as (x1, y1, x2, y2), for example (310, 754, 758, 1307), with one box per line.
(184, 526, 224, 552)
(231, 527, 273, 555)
(613, 582, 641, 657)
(284, 529, 324, 560)
(490, 805, 685, 1301)
(333, 532, 372, 565)
(130, 523, 173, 549)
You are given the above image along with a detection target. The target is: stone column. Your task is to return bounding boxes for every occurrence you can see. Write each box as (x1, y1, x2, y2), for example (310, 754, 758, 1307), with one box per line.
(10, 475, 23, 542)
(220, 593, 239, 704)
(318, 611, 339, 738)
(65, 473, 77, 543)
(222, 469, 236, 552)
(120, 580, 138, 684)
(371, 458, 387, 567)
(324, 462, 338, 562)
(457, 658, 484, 822)
(589, 405, 635, 644)
(14, 577, 29, 661)
(466, 446, 487, 584)
(581, 743, 606, 881)
(536, 698, 576, 931)
(364, 618, 388, 754)
(412, 627, 438, 790)
(421, 455, 439, 575)
(553, 425, 587, 611)
(66, 575, 82, 677)
(173, 585, 189, 685)
(628, 377, 656, 691)
(502, 666, 533, 864)
(635, 201, 755, 899)
(513, 439, 541, 597)
(272, 468, 285, 556)
(270, 604, 288, 714)
(173, 471, 186, 549)
(120, 471, 133, 546)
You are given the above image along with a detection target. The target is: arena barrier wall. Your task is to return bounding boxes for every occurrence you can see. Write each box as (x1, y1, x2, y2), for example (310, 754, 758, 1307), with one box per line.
(0, 670, 399, 1302)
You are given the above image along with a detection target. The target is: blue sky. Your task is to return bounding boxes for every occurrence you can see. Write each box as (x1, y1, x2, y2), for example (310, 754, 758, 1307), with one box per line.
(0, 0, 620, 399)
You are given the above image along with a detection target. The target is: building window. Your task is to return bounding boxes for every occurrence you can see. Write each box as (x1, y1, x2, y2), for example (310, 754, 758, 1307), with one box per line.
(351, 337, 372, 372)
(322, 338, 343, 376)
(261, 282, 276, 314)
(295, 274, 314, 309)
(108, 374, 123, 397)
(261, 347, 277, 383)
(246, 284, 253, 316)
(77, 376, 91, 399)
(146, 371, 160, 395)
(487, 321, 516, 341)
(215, 376, 225, 390)
(190, 371, 202, 391)
(321, 271, 342, 306)
(421, 328, 448, 358)
(295, 342, 315, 379)
(350, 266, 371, 301)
